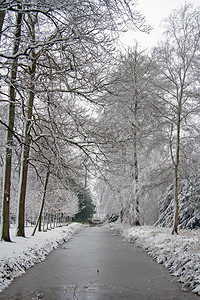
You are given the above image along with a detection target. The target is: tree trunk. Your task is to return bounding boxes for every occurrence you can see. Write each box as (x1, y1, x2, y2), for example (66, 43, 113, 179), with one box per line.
(17, 14, 36, 237)
(0, 11, 5, 42)
(172, 106, 181, 235)
(46, 212, 49, 230)
(17, 86, 35, 236)
(1, 8, 22, 242)
(133, 133, 140, 226)
(42, 212, 45, 231)
(133, 96, 140, 226)
(39, 212, 42, 232)
(32, 168, 50, 236)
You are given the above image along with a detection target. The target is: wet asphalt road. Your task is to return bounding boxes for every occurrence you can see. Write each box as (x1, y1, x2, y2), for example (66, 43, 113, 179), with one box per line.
(0, 226, 199, 300)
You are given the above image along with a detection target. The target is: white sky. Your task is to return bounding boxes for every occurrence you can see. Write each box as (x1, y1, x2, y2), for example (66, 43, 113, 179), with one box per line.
(119, 0, 200, 50)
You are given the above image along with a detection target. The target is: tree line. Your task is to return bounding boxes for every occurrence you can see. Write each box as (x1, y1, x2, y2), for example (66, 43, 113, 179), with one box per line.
(95, 3, 200, 234)
(0, 0, 148, 241)
(0, 1, 199, 241)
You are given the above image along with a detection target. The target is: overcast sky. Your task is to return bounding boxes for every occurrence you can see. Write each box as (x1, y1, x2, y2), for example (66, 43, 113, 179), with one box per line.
(119, 0, 200, 50)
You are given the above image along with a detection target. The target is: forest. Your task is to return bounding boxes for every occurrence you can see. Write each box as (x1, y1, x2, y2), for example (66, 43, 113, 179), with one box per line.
(0, 0, 199, 242)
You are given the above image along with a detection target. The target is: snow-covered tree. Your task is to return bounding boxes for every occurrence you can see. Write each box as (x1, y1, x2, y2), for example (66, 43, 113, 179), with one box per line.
(1, 0, 150, 240)
(94, 46, 165, 225)
(1, 5, 23, 241)
(152, 3, 200, 234)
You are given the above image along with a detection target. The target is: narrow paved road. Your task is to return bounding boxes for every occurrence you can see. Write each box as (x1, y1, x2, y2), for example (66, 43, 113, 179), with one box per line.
(0, 227, 199, 300)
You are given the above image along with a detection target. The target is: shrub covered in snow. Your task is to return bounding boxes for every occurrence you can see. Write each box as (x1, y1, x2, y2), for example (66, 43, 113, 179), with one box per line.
(155, 175, 200, 230)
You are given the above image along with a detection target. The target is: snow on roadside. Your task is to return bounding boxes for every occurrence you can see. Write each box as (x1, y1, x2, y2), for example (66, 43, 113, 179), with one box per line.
(0, 223, 84, 293)
(107, 223, 200, 296)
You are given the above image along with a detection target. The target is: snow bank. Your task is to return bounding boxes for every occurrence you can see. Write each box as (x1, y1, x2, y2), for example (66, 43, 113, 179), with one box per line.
(0, 223, 84, 293)
(107, 223, 200, 296)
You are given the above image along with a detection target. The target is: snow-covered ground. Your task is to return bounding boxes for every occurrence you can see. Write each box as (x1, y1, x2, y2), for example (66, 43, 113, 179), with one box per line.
(0, 223, 84, 293)
(106, 223, 200, 296)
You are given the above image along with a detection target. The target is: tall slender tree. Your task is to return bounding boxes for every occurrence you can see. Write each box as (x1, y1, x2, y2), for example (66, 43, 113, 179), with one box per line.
(1, 6, 23, 241)
(17, 13, 37, 237)
(152, 4, 200, 234)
